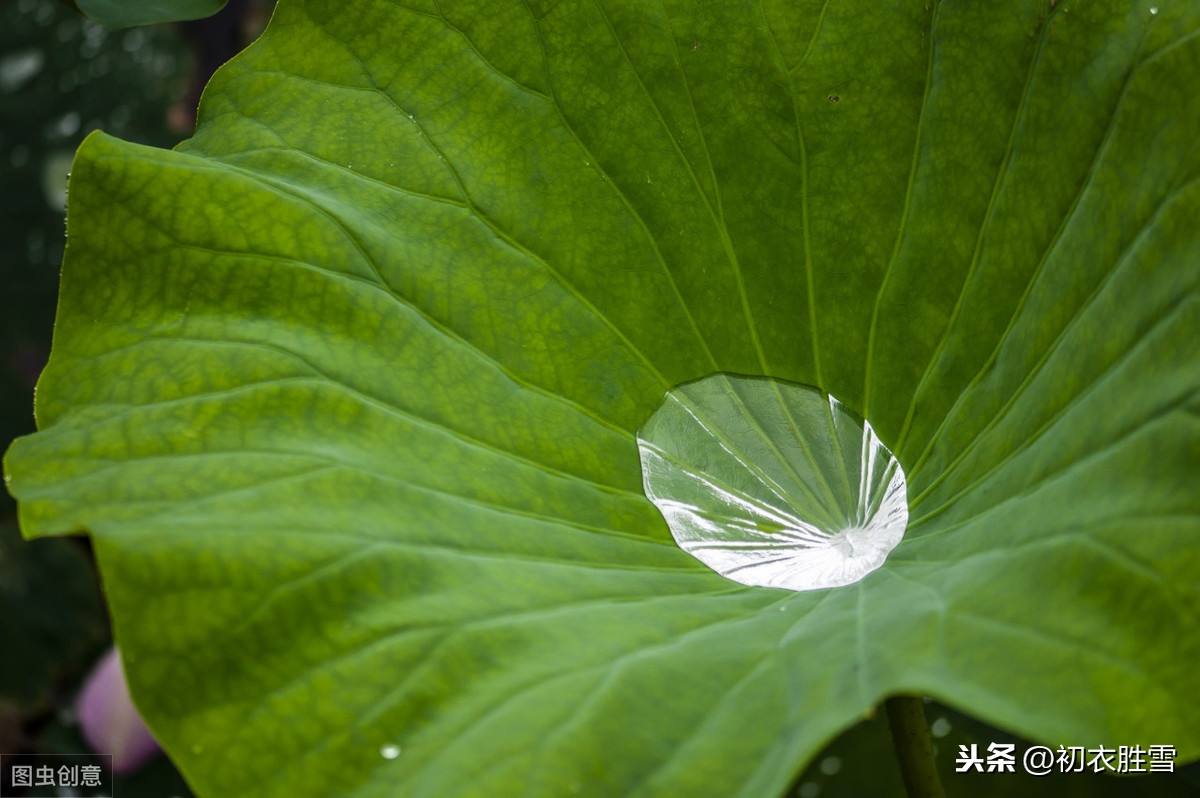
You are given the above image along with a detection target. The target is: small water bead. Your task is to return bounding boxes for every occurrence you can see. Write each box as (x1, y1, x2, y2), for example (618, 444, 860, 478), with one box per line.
(380, 743, 402, 759)
(637, 374, 908, 592)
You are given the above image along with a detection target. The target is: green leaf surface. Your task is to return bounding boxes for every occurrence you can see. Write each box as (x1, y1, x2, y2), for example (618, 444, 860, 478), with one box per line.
(72, 0, 227, 28)
(6, 0, 1200, 795)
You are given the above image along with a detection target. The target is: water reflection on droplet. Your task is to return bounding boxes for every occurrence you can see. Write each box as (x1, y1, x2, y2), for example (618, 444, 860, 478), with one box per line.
(819, 756, 842, 775)
(638, 375, 908, 592)
(799, 782, 820, 798)
(380, 743, 402, 759)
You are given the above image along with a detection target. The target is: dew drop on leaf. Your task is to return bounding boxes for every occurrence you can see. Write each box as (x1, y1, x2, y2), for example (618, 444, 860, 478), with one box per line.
(380, 743, 402, 759)
(637, 374, 908, 591)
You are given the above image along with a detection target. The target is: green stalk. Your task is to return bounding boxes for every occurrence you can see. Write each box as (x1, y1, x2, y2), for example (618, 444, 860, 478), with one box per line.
(885, 695, 945, 798)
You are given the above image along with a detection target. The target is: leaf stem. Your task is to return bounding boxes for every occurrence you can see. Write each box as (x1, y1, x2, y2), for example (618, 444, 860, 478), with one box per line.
(885, 695, 945, 798)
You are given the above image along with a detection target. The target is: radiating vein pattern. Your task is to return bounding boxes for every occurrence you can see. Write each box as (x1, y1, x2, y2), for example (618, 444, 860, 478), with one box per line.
(638, 375, 907, 591)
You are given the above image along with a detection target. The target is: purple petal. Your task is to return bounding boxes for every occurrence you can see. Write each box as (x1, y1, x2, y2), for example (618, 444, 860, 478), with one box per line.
(76, 647, 161, 773)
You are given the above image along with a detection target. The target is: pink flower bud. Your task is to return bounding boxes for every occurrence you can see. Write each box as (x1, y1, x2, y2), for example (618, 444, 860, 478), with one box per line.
(75, 647, 161, 773)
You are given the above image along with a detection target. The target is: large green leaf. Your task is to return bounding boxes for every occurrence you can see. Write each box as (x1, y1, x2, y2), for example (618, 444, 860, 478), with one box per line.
(6, 0, 1199, 795)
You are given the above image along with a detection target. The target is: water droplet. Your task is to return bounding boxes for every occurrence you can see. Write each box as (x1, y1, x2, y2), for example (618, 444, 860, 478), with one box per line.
(931, 717, 952, 738)
(638, 375, 908, 591)
(1149, 6, 1158, 12)
(819, 756, 842, 775)
(799, 782, 821, 798)
(380, 743, 402, 759)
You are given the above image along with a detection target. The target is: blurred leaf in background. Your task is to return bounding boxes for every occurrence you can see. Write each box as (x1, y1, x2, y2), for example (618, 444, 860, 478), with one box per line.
(69, 0, 230, 29)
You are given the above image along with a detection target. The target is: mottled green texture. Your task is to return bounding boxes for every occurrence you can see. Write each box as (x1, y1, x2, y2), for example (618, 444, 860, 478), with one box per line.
(5, 0, 1200, 796)
(73, 0, 226, 27)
